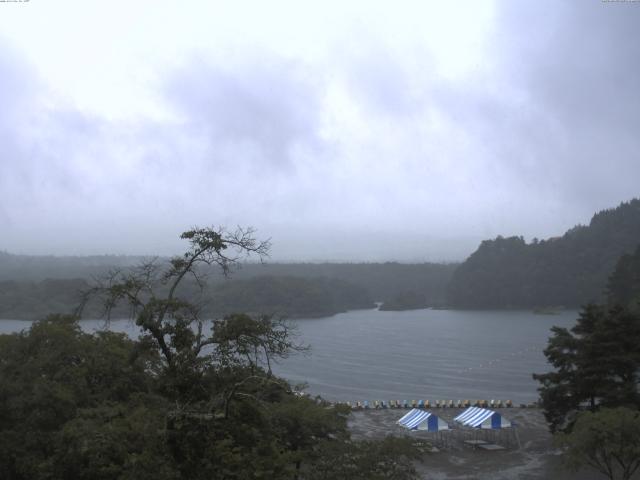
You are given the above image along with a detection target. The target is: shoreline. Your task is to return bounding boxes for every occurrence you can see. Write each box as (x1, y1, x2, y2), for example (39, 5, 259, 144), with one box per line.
(347, 408, 602, 480)
(332, 399, 534, 409)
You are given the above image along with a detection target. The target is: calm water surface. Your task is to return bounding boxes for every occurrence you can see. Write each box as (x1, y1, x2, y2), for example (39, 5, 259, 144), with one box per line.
(275, 308, 577, 404)
(0, 308, 577, 404)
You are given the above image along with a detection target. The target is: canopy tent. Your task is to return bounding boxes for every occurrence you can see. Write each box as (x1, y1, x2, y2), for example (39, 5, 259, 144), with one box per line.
(397, 409, 449, 432)
(454, 407, 512, 429)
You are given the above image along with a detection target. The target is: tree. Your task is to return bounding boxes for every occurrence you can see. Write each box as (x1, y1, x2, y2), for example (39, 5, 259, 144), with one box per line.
(608, 244, 640, 312)
(78, 226, 276, 403)
(78, 226, 326, 477)
(533, 304, 640, 432)
(1, 226, 423, 479)
(556, 407, 640, 480)
(305, 436, 421, 480)
(75, 226, 390, 479)
(0, 314, 172, 480)
(447, 198, 640, 309)
(535, 244, 640, 433)
(269, 397, 351, 476)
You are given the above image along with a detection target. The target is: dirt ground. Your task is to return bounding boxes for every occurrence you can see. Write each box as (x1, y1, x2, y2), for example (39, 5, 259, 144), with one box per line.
(347, 408, 614, 480)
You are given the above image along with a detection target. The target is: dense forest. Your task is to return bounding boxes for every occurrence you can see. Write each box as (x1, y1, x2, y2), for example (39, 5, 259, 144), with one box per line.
(0, 256, 456, 319)
(378, 290, 431, 311)
(205, 275, 373, 317)
(231, 262, 457, 306)
(0, 278, 90, 321)
(607, 244, 640, 311)
(447, 199, 640, 308)
(0, 275, 374, 321)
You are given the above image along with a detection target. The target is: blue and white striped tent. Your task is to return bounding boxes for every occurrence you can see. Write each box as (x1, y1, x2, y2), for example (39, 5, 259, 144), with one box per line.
(453, 407, 512, 429)
(397, 409, 449, 432)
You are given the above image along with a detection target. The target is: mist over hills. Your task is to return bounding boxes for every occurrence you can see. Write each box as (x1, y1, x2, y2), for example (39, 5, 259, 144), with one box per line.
(1, 198, 639, 318)
(0, 253, 149, 282)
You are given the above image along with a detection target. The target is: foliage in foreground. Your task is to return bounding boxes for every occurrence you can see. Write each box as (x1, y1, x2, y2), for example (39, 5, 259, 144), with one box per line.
(556, 407, 640, 480)
(533, 304, 640, 433)
(0, 315, 171, 479)
(305, 436, 421, 480)
(0, 226, 421, 479)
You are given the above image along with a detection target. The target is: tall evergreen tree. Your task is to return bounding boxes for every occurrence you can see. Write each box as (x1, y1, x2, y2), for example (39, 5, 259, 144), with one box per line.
(534, 245, 640, 432)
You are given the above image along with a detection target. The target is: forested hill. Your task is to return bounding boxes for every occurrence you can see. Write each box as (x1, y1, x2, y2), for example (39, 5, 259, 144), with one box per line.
(0, 256, 457, 319)
(203, 275, 374, 318)
(447, 198, 640, 308)
(0, 253, 457, 312)
(0, 275, 375, 320)
(607, 244, 640, 311)
(231, 262, 457, 305)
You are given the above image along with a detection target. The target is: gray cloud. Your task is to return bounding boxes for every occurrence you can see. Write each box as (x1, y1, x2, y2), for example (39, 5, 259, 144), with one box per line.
(489, 0, 640, 213)
(364, 0, 640, 239)
(0, 49, 337, 256)
(163, 55, 325, 172)
(0, 2, 639, 261)
(340, 44, 425, 117)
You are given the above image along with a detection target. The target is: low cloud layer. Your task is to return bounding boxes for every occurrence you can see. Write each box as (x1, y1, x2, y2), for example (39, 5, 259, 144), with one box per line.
(0, 1, 638, 261)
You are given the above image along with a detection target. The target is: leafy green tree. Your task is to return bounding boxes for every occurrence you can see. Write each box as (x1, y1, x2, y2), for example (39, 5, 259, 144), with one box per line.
(75, 226, 392, 479)
(269, 397, 350, 475)
(78, 226, 325, 478)
(0, 314, 170, 480)
(52, 397, 178, 480)
(305, 436, 421, 480)
(556, 407, 640, 480)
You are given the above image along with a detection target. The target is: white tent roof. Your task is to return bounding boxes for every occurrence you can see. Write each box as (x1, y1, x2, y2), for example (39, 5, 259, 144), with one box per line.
(453, 407, 512, 429)
(397, 408, 449, 431)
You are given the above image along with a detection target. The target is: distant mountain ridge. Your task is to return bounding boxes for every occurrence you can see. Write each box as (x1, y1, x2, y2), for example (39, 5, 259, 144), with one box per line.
(447, 198, 640, 308)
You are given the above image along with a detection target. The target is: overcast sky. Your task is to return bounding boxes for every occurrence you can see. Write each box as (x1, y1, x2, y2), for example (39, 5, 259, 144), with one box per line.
(0, 0, 638, 261)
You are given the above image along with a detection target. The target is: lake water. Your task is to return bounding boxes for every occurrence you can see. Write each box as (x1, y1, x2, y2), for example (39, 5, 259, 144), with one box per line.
(0, 308, 577, 404)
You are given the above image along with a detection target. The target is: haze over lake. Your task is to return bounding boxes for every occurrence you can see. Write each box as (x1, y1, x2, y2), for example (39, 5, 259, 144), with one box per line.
(0, 308, 576, 404)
